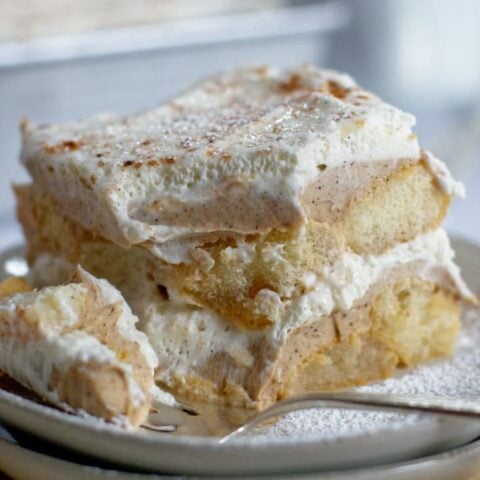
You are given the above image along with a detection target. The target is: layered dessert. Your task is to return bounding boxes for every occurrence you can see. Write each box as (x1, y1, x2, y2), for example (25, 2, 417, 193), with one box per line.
(0, 268, 159, 427)
(14, 64, 474, 409)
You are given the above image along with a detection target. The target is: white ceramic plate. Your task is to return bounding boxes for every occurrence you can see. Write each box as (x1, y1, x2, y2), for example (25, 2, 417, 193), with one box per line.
(0, 237, 479, 477)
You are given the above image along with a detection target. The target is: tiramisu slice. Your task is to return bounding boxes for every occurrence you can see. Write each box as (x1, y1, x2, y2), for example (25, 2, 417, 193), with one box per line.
(16, 64, 475, 408)
(0, 268, 158, 427)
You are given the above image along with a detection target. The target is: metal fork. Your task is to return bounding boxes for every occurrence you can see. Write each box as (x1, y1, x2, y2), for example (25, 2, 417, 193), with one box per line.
(141, 391, 480, 442)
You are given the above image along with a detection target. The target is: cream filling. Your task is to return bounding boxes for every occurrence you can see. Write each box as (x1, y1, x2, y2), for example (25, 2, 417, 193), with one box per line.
(142, 301, 261, 381)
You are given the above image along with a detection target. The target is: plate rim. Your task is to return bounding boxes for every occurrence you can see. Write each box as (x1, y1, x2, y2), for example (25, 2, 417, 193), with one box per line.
(2, 427, 480, 480)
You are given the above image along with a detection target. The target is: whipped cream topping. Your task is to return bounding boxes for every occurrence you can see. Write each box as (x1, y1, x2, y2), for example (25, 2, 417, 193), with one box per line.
(21, 64, 421, 252)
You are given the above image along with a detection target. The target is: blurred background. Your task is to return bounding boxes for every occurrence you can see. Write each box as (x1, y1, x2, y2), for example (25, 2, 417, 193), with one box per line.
(1, 0, 479, 247)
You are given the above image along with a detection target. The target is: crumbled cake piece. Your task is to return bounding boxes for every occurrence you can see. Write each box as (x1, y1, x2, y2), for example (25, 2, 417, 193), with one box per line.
(0, 268, 159, 427)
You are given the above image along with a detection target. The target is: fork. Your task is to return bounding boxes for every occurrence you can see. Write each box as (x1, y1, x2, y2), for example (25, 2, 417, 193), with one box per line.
(141, 391, 480, 442)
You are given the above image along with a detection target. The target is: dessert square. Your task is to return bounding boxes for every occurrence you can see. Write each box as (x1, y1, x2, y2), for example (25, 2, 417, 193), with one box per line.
(14, 64, 474, 408)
